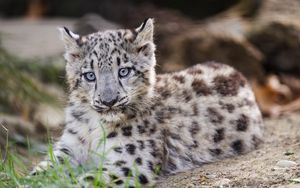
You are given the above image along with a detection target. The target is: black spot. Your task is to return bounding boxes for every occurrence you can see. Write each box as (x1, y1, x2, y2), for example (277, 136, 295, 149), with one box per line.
(155, 111, 167, 124)
(192, 103, 199, 116)
(207, 107, 224, 124)
(57, 156, 65, 164)
(113, 147, 122, 153)
(189, 140, 198, 149)
(117, 31, 122, 38)
(137, 125, 146, 134)
(81, 98, 88, 104)
(78, 136, 85, 144)
(156, 86, 172, 99)
(213, 128, 225, 143)
(231, 140, 244, 154)
(114, 160, 126, 166)
(135, 157, 142, 165)
(125, 144, 136, 155)
(172, 75, 185, 84)
(252, 135, 262, 148)
(213, 72, 246, 97)
(148, 140, 156, 148)
(73, 79, 81, 90)
(68, 102, 74, 106)
(67, 128, 77, 135)
(71, 110, 85, 121)
(122, 126, 132, 136)
(182, 90, 192, 102)
(138, 174, 149, 184)
(187, 67, 202, 74)
(60, 147, 71, 156)
(121, 167, 132, 177)
(143, 120, 150, 126)
(223, 103, 235, 113)
(149, 125, 156, 134)
(110, 175, 123, 185)
(82, 175, 94, 181)
(209, 148, 222, 156)
(236, 114, 249, 132)
(116, 57, 121, 66)
(189, 121, 200, 136)
(170, 133, 181, 140)
(127, 112, 136, 120)
(191, 79, 212, 96)
(148, 161, 155, 172)
(137, 140, 145, 150)
(90, 59, 94, 69)
(107, 131, 118, 138)
(101, 167, 107, 171)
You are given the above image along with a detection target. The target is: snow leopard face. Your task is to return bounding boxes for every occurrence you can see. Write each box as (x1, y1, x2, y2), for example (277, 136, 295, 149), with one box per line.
(59, 19, 156, 122)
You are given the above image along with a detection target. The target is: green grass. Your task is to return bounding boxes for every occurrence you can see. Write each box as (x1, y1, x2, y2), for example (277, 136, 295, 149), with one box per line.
(0, 144, 145, 188)
(0, 129, 148, 188)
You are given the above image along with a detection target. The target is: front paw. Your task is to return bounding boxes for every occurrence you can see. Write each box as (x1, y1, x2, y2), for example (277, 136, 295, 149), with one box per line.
(30, 160, 53, 175)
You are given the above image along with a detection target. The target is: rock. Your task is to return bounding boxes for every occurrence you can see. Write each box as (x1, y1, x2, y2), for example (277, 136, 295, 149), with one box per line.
(213, 178, 231, 187)
(74, 14, 120, 36)
(248, 19, 300, 77)
(33, 103, 64, 130)
(185, 183, 195, 188)
(158, 26, 264, 80)
(0, 19, 75, 59)
(0, 115, 42, 153)
(247, 0, 300, 77)
(275, 160, 297, 168)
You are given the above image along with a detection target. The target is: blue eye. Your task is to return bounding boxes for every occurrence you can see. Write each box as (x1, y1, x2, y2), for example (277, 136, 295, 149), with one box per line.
(119, 68, 131, 78)
(83, 72, 96, 82)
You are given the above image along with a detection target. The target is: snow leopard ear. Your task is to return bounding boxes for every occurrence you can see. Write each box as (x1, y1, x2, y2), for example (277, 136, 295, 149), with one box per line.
(58, 27, 83, 62)
(135, 18, 154, 42)
(134, 18, 155, 57)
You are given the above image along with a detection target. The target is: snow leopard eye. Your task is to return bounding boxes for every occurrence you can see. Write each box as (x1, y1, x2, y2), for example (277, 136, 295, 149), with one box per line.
(119, 68, 131, 78)
(83, 72, 96, 82)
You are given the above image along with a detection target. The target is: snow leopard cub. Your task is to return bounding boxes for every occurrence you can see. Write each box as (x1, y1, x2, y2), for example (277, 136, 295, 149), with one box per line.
(32, 18, 263, 187)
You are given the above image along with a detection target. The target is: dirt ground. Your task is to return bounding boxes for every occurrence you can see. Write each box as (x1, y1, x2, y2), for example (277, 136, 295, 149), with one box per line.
(157, 113, 300, 188)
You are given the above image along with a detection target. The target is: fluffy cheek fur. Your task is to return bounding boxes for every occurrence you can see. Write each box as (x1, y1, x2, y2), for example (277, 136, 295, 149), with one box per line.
(123, 70, 153, 106)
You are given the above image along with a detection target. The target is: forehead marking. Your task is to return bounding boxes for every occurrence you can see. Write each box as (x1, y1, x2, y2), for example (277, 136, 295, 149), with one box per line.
(90, 60, 94, 69)
(117, 57, 121, 66)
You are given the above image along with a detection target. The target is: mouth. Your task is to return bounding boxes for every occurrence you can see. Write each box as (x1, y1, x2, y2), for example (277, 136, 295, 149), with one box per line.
(92, 103, 128, 115)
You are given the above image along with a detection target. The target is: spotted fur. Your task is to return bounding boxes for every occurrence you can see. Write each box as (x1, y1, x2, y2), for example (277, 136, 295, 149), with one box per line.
(32, 18, 264, 187)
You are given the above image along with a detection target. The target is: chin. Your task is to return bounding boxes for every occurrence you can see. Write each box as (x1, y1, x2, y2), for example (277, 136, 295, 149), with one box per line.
(98, 111, 126, 124)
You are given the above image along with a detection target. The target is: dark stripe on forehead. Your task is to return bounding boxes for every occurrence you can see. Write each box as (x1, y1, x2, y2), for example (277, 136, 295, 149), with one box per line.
(93, 51, 98, 58)
(117, 57, 121, 66)
(90, 60, 94, 69)
(123, 54, 129, 63)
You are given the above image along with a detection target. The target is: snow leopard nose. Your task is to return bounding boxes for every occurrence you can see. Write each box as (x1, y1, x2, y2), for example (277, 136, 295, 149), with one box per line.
(101, 96, 118, 107)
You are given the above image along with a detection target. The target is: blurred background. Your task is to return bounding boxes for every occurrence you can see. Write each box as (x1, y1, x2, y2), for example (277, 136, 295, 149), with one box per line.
(0, 0, 300, 170)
